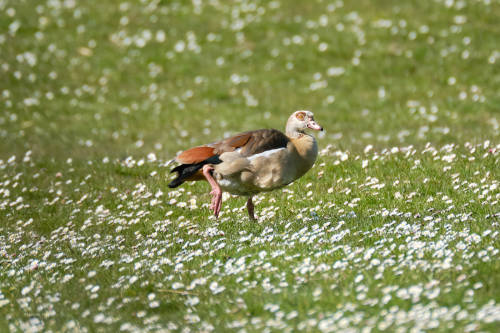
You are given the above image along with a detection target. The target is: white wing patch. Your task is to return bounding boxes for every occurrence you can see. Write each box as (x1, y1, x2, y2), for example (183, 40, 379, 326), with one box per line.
(247, 148, 286, 161)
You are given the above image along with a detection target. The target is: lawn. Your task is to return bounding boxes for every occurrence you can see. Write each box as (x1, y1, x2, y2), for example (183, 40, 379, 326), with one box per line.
(0, 0, 499, 331)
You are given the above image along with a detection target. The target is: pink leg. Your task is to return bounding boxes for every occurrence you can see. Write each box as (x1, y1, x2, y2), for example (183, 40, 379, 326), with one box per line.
(202, 165, 222, 218)
(246, 196, 256, 220)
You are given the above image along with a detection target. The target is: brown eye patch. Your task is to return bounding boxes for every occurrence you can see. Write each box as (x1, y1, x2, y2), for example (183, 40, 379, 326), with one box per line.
(295, 112, 306, 120)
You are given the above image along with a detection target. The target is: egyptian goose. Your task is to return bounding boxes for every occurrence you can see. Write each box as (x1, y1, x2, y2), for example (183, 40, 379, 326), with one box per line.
(168, 110, 323, 220)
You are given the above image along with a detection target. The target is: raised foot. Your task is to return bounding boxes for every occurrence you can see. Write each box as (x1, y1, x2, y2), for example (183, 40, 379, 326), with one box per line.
(202, 164, 223, 218)
(209, 189, 222, 218)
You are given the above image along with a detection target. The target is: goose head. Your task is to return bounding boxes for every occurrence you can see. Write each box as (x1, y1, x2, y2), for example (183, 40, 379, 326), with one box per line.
(285, 110, 323, 137)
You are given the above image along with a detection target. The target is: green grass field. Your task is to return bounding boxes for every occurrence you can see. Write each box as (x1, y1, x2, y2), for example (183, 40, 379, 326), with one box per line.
(1, 0, 499, 331)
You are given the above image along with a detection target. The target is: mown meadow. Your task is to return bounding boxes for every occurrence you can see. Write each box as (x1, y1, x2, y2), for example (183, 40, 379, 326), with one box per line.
(0, 0, 499, 331)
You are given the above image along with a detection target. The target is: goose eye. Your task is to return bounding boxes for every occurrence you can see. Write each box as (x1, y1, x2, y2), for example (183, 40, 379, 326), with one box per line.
(296, 112, 306, 121)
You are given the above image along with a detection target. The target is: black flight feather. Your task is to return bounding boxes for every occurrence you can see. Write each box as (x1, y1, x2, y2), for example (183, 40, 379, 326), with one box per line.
(168, 155, 222, 188)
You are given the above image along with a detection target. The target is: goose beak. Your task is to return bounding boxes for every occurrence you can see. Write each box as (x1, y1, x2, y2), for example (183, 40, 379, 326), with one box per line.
(307, 120, 323, 131)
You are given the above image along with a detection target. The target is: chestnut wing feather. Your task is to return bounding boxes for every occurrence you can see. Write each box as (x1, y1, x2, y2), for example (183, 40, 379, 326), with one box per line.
(176, 146, 217, 164)
(176, 129, 289, 164)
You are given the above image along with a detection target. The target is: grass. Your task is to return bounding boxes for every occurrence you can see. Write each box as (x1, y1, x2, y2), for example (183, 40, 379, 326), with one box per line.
(0, 0, 499, 331)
